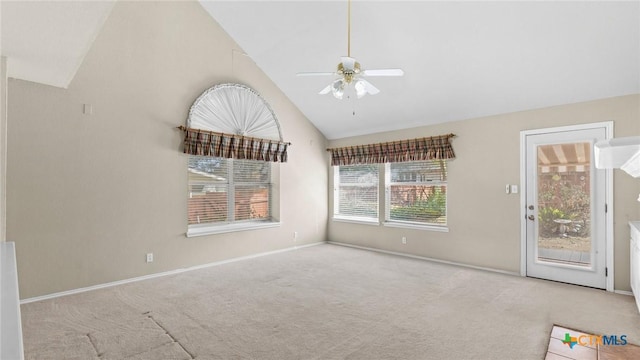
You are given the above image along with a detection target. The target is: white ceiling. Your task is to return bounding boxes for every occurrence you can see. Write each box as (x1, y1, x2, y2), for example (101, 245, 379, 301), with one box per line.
(1, 1, 638, 140)
(0, 0, 115, 88)
(201, 0, 640, 140)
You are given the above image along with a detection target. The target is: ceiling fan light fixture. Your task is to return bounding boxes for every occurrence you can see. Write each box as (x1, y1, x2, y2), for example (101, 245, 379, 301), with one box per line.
(331, 79, 345, 99)
(354, 79, 367, 99)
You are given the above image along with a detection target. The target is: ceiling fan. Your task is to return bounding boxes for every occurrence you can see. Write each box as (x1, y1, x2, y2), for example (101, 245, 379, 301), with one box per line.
(297, 0, 404, 99)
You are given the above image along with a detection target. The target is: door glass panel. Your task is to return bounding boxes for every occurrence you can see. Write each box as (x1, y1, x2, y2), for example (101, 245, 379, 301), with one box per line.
(536, 142, 591, 267)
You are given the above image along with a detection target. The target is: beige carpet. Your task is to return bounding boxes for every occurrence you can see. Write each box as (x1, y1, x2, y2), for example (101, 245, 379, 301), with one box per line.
(20, 243, 640, 359)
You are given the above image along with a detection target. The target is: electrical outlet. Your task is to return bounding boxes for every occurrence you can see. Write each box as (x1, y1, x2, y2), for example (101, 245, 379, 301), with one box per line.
(510, 184, 519, 194)
(402, 236, 407, 245)
(505, 184, 511, 194)
(146, 253, 153, 263)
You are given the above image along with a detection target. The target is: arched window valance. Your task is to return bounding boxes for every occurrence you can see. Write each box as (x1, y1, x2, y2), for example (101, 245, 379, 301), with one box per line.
(179, 83, 290, 162)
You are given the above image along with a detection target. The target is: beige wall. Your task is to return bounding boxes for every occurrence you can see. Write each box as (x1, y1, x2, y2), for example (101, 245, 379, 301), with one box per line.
(6, 1, 639, 299)
(7, 1, 328, 299)
(1, 56, 6, 242)
(328, 95, 640, 291)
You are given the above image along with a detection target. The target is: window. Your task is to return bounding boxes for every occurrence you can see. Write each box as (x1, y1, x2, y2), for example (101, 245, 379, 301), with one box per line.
(332, 160, 448, 229)
(386, 160, 447, 226)
(329, 134, 454, 230)
(188, 156, 273, 234)
(334, 164, 379, 221)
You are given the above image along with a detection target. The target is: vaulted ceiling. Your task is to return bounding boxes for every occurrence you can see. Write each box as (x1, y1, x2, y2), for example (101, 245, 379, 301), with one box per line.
(202, 1, 640, 139)
(2, 1, 639, 140)
(1, 1, 115, 88)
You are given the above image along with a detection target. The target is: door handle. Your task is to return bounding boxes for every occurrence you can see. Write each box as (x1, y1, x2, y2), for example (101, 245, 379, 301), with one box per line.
(528, 215, 535, 221)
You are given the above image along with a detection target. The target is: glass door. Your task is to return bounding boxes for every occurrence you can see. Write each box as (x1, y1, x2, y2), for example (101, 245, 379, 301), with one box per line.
(525, 127, 607, 289)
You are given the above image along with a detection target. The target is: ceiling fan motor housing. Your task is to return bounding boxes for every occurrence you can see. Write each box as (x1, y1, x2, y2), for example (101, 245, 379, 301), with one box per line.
(337, 61, 361, 84)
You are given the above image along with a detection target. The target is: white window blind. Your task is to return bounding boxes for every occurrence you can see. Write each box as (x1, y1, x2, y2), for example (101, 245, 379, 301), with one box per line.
(188, 156, 271, 226)
(386, 160, 447, 226)
(334, 164, 379, 220)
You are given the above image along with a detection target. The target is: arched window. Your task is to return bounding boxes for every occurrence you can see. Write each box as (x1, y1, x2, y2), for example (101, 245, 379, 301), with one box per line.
(180, 84, 288, 236)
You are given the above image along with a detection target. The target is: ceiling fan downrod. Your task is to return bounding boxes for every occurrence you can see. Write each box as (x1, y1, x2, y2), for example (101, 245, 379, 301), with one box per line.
(347, 0, 351, 58)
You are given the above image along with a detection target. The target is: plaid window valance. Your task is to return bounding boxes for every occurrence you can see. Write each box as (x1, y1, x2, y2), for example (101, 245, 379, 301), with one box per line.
(327, 134, 455, 166)
(178, 126, 289, 163)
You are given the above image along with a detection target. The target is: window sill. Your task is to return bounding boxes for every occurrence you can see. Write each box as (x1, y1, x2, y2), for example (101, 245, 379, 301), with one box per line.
(332, 216, 380, 226)
(187, 221, 280, 237)
(383, 221, 449, 232)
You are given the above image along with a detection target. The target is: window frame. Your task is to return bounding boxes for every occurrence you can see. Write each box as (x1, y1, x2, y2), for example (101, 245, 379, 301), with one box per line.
(332, 164, 380, 225)
(187, 157, 280, 237)
(331, 161, 449, 232)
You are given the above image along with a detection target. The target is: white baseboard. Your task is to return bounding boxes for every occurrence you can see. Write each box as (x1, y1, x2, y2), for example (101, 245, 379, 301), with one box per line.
(21, 241, 325, 304)
(329, 241, 636, 294)
(614, 290, 633, 296)
(23, 240, 631, 305)
(328, 241, 520, 277)
(1, 242, 24, 360)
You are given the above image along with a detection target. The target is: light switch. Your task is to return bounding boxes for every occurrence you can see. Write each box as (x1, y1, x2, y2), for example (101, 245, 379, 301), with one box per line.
(511, 185, 519, 194)
(505, 184, 510, 194)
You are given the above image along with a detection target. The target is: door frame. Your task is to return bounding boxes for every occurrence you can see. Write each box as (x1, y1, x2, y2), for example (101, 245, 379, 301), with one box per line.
(519, 121, 614, 291)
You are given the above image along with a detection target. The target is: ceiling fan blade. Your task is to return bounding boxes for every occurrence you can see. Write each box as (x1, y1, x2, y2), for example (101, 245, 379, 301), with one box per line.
(319, 84, 332, 95)
(362, 69, 404, 77)
(340, 56, 357, 71)
(360, 79, 380, 95)
(297, 72, 335, 77)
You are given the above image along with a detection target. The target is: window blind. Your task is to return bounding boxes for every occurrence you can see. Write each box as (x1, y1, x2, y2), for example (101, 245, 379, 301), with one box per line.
(188, 157, 271, 226)
(386, 160, 447, 225)
(335, 164, 379, 220)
